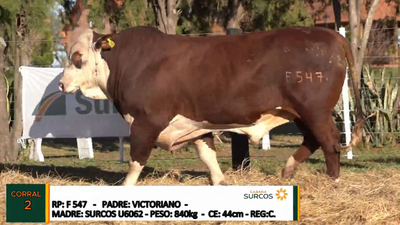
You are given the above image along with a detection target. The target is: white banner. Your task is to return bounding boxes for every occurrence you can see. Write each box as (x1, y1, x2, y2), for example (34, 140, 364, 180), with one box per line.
(49, 186, 300, 221)
(21, 66, 130, 138)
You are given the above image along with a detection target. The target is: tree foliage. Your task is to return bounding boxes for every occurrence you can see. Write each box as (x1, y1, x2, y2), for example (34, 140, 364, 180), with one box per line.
(243, 0, 315, 31)
(1, 0, 56, 34)
(87, 0, 155, 33)
(81, 0, 319, 35)
(1, 0, 56, 66)
(119, 0, 155, 30)
(31, 29, 54, 66)
(177, 0, 317, 34)
(178, 0, 227, 34)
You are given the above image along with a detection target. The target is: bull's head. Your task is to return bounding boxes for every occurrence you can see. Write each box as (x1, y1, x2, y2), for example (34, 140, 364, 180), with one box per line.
(59, 29, 116, 100)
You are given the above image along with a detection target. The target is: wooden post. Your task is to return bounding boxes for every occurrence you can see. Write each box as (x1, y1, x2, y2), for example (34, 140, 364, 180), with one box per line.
(226, 27, 251, 171)
(230, 132, 250, 170)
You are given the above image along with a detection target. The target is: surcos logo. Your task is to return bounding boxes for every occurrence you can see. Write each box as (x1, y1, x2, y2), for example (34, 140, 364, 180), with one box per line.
(243, 190, 273, 200)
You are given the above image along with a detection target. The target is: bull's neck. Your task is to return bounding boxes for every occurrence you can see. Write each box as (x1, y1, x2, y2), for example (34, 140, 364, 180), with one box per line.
(98, 51, 120, 103)
(95, 59, 112, 100)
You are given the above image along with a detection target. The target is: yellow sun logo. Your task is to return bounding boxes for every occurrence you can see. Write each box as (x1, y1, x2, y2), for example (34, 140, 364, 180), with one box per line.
(276, 188, 288, 201)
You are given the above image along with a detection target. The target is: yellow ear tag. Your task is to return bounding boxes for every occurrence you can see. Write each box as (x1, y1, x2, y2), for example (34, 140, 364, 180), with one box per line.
(106, 38, 115, 48)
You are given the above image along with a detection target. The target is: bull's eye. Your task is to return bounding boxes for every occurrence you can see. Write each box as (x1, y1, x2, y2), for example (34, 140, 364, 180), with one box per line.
(71, 51, 83, 69)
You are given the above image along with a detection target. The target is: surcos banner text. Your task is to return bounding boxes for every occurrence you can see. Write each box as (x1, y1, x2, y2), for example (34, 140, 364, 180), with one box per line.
(21, 66, 129, 138)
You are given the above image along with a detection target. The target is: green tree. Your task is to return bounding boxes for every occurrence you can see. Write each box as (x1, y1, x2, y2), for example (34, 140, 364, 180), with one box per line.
(178, 0, 226, 34)
(0, 0, 56, 161)
(0, 6, 12, 162)
(118, 0, 155, 30)
(243, 0, 316, 31)
(87, 0, 155, 33)
(31, 29, 54, 66)
(179, 0, 321, 34)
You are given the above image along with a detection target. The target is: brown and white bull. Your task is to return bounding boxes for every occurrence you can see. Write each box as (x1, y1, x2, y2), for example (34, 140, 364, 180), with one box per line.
(59, 26, 364, 185)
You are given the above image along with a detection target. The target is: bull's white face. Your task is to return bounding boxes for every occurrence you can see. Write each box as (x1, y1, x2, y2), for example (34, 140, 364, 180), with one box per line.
(59, 29, 110, 100)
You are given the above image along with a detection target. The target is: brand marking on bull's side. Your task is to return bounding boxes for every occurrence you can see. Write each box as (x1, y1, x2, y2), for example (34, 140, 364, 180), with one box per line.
(316, 72, 327, 82)
(296, 71, 303, 83)
(305, 72, 313, 82)
(285, 71, 327, 83)
(285, 71, 291, 82)
(283, 47, 290, 53)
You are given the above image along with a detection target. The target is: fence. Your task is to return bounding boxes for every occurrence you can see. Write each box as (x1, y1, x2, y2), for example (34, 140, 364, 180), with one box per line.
(3, 27, 400, 165)
(334, 27, 400, 149)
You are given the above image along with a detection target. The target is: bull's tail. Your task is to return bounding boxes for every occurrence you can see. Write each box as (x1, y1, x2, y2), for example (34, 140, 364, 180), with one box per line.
(340, 35, 365, 147)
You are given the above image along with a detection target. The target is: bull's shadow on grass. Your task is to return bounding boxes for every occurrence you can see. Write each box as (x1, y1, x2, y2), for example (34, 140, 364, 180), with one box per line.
(270, 143, 301, 148)
(0, 163, 208, 185)
(305, 158, 369, 169)
(368, 156, 400, 164)
(306, 153, 400, 167)
(43, 137, 126, 152)
(45, 155, 77, 159)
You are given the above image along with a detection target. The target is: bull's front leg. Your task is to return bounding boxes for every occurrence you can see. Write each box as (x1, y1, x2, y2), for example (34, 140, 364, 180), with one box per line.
(194, 133, 227, 186)
(122, 118, 166, 186)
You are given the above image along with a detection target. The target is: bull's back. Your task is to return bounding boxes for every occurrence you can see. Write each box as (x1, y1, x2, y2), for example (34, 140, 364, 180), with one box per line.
(168, 27, 348, 119)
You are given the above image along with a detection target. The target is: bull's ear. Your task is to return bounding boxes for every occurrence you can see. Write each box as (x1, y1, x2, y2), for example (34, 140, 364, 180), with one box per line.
(94, 34, 117, 52)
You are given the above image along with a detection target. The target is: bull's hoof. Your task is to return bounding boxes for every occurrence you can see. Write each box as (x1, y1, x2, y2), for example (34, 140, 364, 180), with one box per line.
(121, 178, 135, 186)
(281, 167, 295, 179)
(218, 180, 228, 186)
(326, 171, 339, 182)
(212, 179, 228, 186)
(169, 170, 181, 180)
(328, 174, 340, 182)
(331, 178, 340, 188)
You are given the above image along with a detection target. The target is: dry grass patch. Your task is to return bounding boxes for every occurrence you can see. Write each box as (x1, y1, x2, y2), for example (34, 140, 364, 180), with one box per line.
(1, 165, 400, 225)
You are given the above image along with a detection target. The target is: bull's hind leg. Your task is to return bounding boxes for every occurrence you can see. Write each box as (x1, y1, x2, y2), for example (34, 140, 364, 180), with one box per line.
(282, 119, 320, 179)
(296, 111, 341, 181)
(194, 133, 227, 185)
(319, 118, 341, 181)
(122, 118, 166, 186)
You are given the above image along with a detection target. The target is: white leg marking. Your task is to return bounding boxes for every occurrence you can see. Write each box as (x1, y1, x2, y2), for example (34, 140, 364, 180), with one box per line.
(282, 156, 300, 178)
(285, 156, 299, 169)
(122, 160, 144, 186)
(194, 139, 226, 185)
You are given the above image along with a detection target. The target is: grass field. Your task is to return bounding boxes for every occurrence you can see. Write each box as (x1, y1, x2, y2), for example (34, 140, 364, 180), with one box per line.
(1, 135, 400, 224)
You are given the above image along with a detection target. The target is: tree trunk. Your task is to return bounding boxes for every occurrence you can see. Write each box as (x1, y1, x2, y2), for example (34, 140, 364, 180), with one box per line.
(225, 0, 244, 29)
(349, 0, 362, 81)
(154, 0, 180, 34)
(8, 9, 29, 161)
(8, 38, 22, 161)
(349, 0, 380, 83)
(393, 21, 400, 125)
(0, 26, 10, 162)
(21, 35, 31, 67)
(393, 75, 400, 117)
(395, 22, 399, 64)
